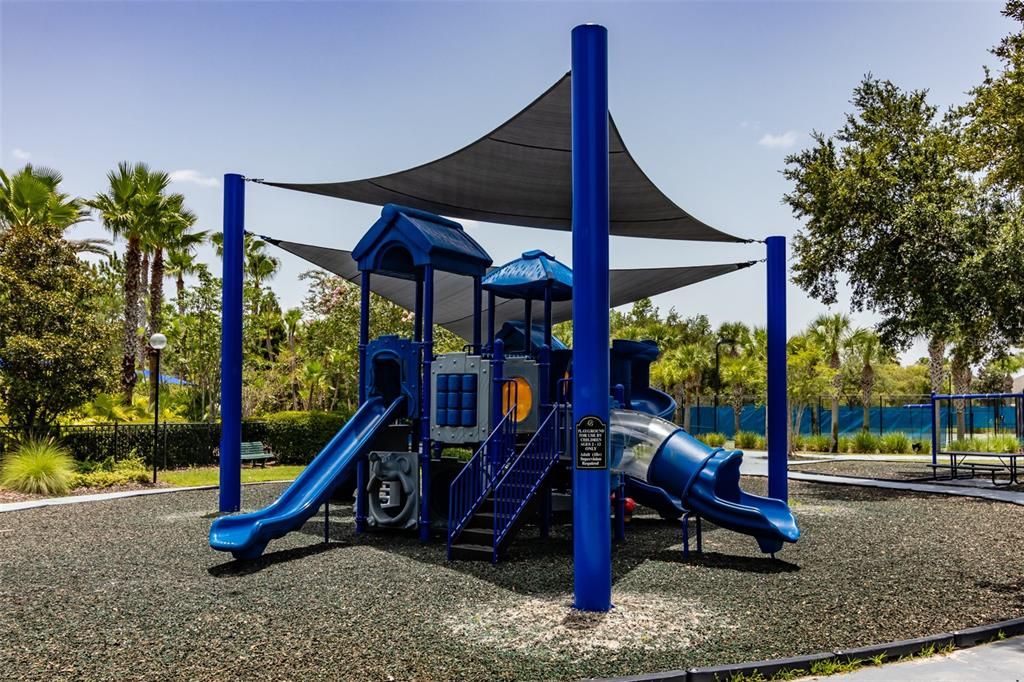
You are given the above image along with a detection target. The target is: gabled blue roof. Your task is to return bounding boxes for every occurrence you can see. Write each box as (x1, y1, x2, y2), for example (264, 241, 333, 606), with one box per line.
(482, 250, 573, 301)
(352, 204, 492, 280)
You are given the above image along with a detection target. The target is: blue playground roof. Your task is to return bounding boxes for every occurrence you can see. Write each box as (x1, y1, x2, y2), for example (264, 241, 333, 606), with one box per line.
(482, 250, 573, 301)
(352, 204, 492, 280)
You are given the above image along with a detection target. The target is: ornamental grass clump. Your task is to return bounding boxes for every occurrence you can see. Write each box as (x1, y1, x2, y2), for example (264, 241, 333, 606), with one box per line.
(734, 431, 762, 449)
(802, 435, 832, 452)
(879, 432, 912, 454)
(0, 438, 75, 495)
(851, 431, 880, 454)
(698, 432, 726, 447)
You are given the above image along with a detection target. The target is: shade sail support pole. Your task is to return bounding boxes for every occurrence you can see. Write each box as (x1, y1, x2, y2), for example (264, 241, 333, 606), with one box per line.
(218, 174, 244, 513)
(766, 235, 788, 503)
(571, 23, 612, 613)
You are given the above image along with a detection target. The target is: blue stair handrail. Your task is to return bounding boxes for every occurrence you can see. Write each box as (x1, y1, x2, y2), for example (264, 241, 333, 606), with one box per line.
(447, 402, 518, 558)
(491, 402, 569, 560)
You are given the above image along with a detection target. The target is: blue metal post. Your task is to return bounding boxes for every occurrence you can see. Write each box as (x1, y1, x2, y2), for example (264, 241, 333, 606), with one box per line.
(544, 286, 553, 350)
(356, 271, 371, 533)
(524, 299, 533, 355)
(473, 277, 482, 354)
(414, 278, 424, 343)
(539, 343, 551, 538)
(930, 391, 938, 467)
(766, 235, 788, 503)
(490, 338, 505, 478)
(613, 383, 626, 543)
(218, 173, 244, 513)
(487, 292, 496, 351)
(419, 265, 434, 543)
(571, 23, 612, 612)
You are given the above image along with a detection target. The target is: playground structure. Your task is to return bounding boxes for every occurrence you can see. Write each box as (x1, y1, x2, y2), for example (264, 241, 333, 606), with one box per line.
(209, 204, 800, 561)
(210, 24, 797, 612)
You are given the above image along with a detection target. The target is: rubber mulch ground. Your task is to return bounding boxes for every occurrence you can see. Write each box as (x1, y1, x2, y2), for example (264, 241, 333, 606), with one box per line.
(2, 478, 1024, 681)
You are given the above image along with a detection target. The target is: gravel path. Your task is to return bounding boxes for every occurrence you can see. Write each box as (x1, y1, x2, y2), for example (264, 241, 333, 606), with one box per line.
(2, 479, 1024, 681)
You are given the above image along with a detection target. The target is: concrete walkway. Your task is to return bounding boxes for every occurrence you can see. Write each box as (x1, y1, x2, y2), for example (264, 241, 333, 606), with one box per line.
(740, 453, 1024, 506)
(800, 636, 1024, 681)
(0, 479, 295, 514)
(0, 485, 214, 513)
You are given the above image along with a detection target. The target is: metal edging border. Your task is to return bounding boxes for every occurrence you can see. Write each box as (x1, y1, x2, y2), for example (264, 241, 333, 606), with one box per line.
(590, 615, 1024, 682)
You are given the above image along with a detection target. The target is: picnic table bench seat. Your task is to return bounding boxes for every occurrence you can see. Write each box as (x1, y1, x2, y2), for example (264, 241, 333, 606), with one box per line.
(928, 454, 1017, 486)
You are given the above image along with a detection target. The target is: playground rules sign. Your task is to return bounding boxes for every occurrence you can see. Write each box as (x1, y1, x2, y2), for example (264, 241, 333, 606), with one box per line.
(575, 416, 608, 469)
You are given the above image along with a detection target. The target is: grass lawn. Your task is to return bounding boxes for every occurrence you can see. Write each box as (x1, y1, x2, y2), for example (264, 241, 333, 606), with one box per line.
(159, 464, 306, 487)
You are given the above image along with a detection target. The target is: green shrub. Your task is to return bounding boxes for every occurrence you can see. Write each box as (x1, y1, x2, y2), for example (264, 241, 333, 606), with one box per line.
(990, 434, 1021, 453)
(257, 411, 351, 464)
(851, 431, 880, 454)
(0, 438, 75, 495)
(948, 435, 1022, 454)
(790, 434, 805, 451)
(68, 452, 149, 489)
(69, 468, 150, 489)
(698, 432, 727, 447)
(755, 435, 767, 449)
(802, 435, 832, 452)
(735, 431, 762, 449)
(837, 436, 852, 453)
(879, 432, 912, 454)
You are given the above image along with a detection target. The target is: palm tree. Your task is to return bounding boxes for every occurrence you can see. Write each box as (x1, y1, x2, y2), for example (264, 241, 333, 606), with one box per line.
(89, 162, 170, 403)
(67, 237, 113, 256)
(655, 342, 711, 432)
(717, 322, 753, 435)
(846, 329, 888, 431)
(166, 250, 201, 315)
(144, 194, 200, 403)
(164, 221, 207, 315)
(808, 313, 853, 452)
(0, 166, 87, 233)
(282, 308, 303, 409)
(301, 359, 327, 410)
(950, 343, 974, 441)
(246, 245, 280, 288)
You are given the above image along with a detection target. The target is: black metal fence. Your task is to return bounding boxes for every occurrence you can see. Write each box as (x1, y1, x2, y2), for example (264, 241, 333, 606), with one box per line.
(0, 421, 271, 470)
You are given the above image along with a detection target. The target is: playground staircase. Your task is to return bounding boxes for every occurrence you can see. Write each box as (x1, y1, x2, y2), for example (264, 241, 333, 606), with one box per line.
(447, 404, 566, 562)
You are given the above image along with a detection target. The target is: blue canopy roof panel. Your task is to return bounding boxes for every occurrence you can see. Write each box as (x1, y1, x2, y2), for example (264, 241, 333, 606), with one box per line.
(351, 204, 492, 280)
(482, 249, 574, 301)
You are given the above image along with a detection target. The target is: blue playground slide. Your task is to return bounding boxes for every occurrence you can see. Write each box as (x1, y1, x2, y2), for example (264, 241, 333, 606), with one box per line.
(210, 396, 404, 560)
(612, 409, 799, 554)
(628, 386, 676, 421)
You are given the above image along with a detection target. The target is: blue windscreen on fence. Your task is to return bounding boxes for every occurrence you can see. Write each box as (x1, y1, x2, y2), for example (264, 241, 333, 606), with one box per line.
(686, 404, 1019, 438)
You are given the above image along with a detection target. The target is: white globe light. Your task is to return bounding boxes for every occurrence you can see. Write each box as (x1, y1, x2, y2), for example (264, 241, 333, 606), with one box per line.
(149, 333, 168, 351)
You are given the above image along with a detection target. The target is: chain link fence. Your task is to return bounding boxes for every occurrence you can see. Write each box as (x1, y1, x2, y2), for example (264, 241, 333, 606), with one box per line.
(687, 394, 945, 438)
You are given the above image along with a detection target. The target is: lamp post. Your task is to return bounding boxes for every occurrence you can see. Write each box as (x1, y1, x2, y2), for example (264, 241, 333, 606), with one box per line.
(713, 338, 736, 434)
(149, 333, 167, 484)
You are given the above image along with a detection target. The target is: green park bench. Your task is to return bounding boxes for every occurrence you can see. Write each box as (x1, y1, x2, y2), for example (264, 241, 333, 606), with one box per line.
(239, 441, 275, 468)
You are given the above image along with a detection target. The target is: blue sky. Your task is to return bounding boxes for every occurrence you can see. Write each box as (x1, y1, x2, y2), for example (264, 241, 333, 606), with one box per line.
(1, 1, 1012, 361)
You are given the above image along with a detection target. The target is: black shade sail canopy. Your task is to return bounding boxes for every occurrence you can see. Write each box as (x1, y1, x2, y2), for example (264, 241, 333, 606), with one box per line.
(262, 235, 756, 341)
(260, 74, 747, 243)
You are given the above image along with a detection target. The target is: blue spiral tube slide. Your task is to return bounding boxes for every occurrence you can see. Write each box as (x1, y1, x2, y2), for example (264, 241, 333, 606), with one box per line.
(612, 410, 799, 554)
